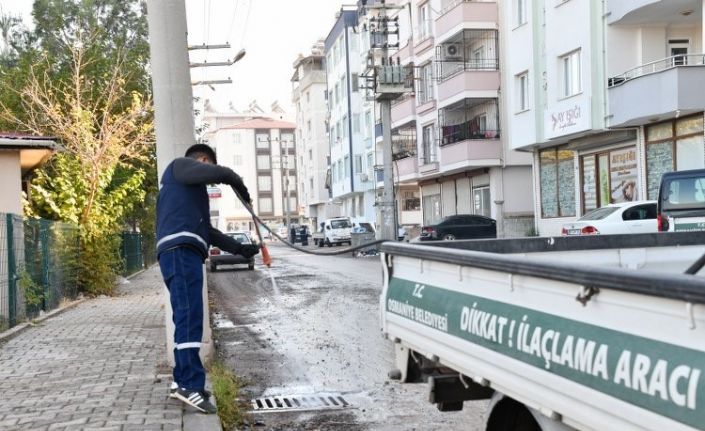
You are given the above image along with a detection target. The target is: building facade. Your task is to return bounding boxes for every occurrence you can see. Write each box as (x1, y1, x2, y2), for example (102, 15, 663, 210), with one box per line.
(204, 117, 298, 233)
(501, 0, 705, 236)
(324, 9, 378, 227)
(385, 0, 535, 237)
(291, 42, 341, 228)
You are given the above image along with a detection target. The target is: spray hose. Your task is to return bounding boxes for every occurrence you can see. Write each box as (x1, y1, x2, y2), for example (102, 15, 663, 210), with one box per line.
(240, 200, 389, 257)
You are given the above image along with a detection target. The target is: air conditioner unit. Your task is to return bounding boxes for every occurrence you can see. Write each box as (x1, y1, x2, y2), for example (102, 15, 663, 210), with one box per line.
(444, 43, 462, 60)
(360, 173, 369, 182)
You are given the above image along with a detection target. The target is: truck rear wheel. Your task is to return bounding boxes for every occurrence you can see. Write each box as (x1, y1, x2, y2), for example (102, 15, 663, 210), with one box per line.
(486, 397, 541, 431)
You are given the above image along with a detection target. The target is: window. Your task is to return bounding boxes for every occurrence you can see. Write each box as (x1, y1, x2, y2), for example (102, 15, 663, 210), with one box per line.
(258, 197, 273, 213)
(341, 77, 347, 102)
(342, 115, 348, 138)
(516, 0, 527, 26)
(233, 155, 242, 166)
(308, 149, 313, 161)
(367, 153, 374, 173)
(560, 50, 581, 98)
(417, 62, 434, 104)
(232, 133, 241, 144)
(354, 155, 363, 174)
(256, 155, 271, 170)
(353, 114, 360, 134)
(344, 155, 350, 178)
(540, 148, 576, 218)
(307, 120, 312, 138)
(517, 72, 529, 111)
(258, 176, 272, 192)
(335, 83, 340, 105)
(365, 111, 372, 138)
(309, 178, 314, 191)
(580, 147, 638, 213)
(256, 134, 270, 149)
(418, 3, 431, 40)
(473, 187, 491, 217)
(286, 197, 297, 214)
(306, 91, 310, 103)
(422, 125, 436, 164)
(403, 191, 421, 211)
(646, 115, 705, 199)
(332, 163, 338, 183)
(352, 74, 359, 92)
(336, 121, 342, 142)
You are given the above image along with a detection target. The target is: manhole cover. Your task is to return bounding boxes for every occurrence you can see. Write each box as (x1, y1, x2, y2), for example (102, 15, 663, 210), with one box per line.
(250, 393, 351, 413)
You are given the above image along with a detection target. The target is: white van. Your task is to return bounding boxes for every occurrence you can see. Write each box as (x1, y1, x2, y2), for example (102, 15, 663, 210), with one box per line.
(321, 217, 352, 246)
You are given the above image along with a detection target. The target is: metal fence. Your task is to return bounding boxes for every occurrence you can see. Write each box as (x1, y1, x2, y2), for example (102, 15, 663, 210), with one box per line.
(0, 212, 156, 331)
(0, 214, 80, 330)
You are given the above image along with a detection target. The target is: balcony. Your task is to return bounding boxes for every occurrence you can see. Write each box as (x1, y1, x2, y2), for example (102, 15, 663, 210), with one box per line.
(436, 0, 498, 42)
(395, 156, 419, 183)
(435, 30, 500, 103)
(391, 95, 416, 126)
(608, 54, 705, 127)
(440, 137, 501, 171)
(439, 98, 500, 146)
(607, 0, 702, 25)
(392, 129, 417, 161)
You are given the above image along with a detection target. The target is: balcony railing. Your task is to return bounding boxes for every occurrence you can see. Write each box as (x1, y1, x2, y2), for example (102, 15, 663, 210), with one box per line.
(392, 135, 417, 161)
(435, 29, 499, 82)
(438, 98, 500, 146)
(608, 53, 705, 87)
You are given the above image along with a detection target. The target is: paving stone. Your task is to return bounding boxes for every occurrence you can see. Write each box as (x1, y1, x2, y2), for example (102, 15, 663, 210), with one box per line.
(0, 267, 194, 430)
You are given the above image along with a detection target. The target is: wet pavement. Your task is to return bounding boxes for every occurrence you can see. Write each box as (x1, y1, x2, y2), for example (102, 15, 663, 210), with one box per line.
(207, 242, 487, 430)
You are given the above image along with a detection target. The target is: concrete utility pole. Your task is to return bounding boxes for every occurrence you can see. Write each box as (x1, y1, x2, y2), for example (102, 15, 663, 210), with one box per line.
(360, 0, 405, 241)
(146, 0, 214, 366)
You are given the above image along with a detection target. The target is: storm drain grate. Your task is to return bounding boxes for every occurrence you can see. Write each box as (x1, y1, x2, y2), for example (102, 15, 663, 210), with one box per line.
(250, 394, 351, 413)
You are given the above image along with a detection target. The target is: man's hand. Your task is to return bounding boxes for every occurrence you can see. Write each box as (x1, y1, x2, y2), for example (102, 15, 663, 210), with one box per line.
(239, 244, 260, 259)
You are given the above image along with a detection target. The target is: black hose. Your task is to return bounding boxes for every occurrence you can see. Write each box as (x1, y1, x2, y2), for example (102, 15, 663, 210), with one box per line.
(239, 199, 389, 256)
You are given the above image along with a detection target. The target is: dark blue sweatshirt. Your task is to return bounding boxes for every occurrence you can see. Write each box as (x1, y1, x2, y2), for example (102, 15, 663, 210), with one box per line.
(156, 157, 251, 260)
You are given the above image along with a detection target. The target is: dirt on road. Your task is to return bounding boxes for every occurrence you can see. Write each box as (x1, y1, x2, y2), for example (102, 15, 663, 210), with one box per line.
(208, 243, 486, 430)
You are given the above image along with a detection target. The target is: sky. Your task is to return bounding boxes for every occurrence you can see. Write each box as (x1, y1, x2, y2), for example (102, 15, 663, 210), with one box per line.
(0, 0, 348, 114)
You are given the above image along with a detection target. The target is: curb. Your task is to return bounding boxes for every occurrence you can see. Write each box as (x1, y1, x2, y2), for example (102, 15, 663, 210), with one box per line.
(0, 297, 87, 343)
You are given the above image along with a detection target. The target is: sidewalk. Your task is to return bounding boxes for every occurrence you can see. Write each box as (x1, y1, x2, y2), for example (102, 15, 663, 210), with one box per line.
(0, 266, 217, 431)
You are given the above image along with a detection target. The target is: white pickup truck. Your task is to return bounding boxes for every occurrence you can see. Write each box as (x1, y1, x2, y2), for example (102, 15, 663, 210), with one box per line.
(312, 217, 353, 247)
(380, 233, 705, 431)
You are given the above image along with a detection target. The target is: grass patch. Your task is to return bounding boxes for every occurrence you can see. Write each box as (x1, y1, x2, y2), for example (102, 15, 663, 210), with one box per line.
(209, 361, 248, 430)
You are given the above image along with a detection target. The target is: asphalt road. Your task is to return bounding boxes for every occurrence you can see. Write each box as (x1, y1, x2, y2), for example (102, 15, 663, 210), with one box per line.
(208, 241, 487, 430)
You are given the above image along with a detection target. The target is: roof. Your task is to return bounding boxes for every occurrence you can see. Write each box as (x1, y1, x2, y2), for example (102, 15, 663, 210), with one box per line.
(0, 132, 56, 149)
(222, 118, 296, 130)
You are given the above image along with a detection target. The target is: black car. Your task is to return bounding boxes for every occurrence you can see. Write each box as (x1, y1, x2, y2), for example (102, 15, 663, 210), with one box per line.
(208, 232, 255, 271)
(419, 214, 497, 241)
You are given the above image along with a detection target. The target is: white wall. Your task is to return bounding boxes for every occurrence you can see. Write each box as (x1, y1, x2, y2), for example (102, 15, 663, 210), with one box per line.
(0, 152, 22, 215)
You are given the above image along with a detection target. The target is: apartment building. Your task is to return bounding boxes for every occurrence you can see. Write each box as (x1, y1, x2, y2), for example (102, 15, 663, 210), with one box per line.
(501, 0, 704, 235)
(388, 0, 535, 237)
(325, 8, 378, 227)
(203, 115, 298, 232)
(291, 42, 340, 228)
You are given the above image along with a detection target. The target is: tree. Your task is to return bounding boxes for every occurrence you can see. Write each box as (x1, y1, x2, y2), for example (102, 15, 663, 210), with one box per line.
(1, 42, 154, 294)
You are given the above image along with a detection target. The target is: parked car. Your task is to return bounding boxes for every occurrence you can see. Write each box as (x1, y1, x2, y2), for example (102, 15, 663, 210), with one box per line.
(313, 217, 353, 246)
(208, 231, 255, 271)
(561, 201, 657, 236)
(419, 215, 497, 241)
(657, 169, 705, 232)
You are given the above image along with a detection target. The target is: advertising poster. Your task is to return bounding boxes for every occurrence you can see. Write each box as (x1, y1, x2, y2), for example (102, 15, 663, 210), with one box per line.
(610, 147, 638, 203)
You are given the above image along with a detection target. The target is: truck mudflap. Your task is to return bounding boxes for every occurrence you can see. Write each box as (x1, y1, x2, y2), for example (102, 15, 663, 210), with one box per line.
(380, 242, 705, 431)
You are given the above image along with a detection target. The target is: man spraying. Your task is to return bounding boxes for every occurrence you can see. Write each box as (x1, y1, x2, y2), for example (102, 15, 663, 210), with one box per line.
(156, 144, 259, 413)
